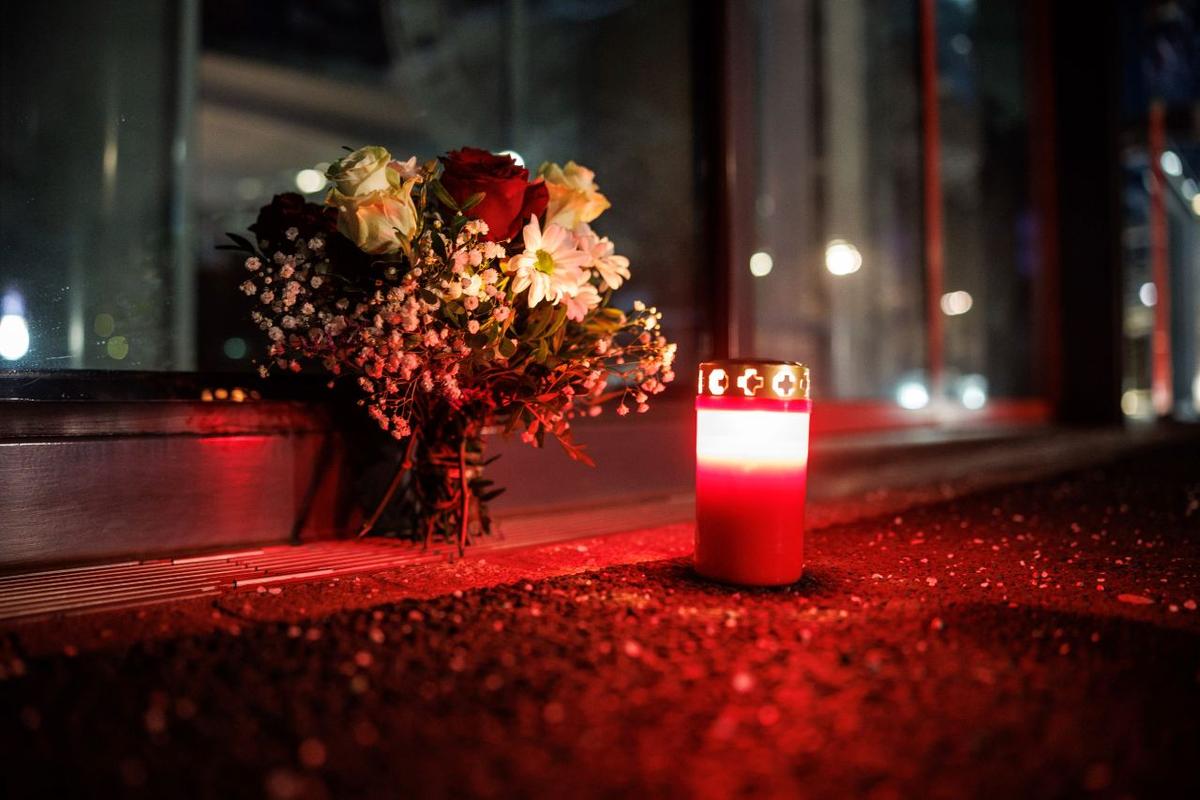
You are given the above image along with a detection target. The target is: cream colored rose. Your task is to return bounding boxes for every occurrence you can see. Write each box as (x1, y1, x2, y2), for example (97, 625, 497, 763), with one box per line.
(539, 161, 611, 229)
(333, 181, 419, 255)
(327, 146, 394, 197)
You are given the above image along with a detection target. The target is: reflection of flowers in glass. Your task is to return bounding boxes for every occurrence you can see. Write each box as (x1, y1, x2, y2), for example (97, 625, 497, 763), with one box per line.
(540, 161, 611, 229)
(507, 216, 590, 307)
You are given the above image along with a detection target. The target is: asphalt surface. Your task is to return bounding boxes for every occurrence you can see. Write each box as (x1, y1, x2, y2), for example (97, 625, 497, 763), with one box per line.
(1, 437, 1199, 799)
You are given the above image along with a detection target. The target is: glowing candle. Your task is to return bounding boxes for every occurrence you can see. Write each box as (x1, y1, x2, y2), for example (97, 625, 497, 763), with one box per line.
(695, 360, 811, 586)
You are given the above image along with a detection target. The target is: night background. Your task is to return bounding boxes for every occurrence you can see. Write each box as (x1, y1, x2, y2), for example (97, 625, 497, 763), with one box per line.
(1, 1, 1199, 797)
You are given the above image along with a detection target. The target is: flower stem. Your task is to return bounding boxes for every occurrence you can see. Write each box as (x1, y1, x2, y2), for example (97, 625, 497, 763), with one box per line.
(358, 431, 419, 538)
(457, 435, 470, 556)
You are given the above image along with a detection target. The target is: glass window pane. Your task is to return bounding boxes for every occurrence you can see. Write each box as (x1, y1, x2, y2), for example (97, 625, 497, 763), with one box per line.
(749, 0, 926, 401)
(2, 0, 703, 377)
(1, 1, 194, 370)
(1118, 0, 1200, 420)
(204, 0, 699, 380)
(936, 0, 1037, 404)
(746, 0, 1042, 408)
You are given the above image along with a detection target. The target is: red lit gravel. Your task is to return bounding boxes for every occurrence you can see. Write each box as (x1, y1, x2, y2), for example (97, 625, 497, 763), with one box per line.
(1, 439, 1198, 798)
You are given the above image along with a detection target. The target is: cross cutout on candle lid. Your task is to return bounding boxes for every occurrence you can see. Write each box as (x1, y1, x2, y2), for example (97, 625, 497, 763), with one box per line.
(736, 368, 764, 396)
(697, 360, 809, 401)
(774, 370, 796, 397)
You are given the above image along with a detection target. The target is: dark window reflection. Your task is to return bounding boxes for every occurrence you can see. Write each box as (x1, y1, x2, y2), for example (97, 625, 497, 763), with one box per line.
(1, 1, 194, 370)
(1, 0, 703, 376)
(750, 0, 927, 402)
(936, 0, 1036, 400)
(1120, 0, 1200, 419)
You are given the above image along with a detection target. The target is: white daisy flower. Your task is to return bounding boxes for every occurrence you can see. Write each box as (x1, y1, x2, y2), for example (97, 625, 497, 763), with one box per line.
(563, 276, 601, 323)
(507, 216, 589, 307)
(575, 224, 631, 290)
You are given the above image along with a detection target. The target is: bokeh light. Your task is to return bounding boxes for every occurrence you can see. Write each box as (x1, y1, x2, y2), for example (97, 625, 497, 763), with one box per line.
(896, 380, 930, 410)
(0, 291, 30, 361)
(295, 169, 327, 194)
(1138, 282, 1157, 307)
(958, 374, 988, 410)
(749, 251, 774, 277)
(825, 239, 862, 276)
(1160, 150, 1183, 177)
(940, 290, 973, 316)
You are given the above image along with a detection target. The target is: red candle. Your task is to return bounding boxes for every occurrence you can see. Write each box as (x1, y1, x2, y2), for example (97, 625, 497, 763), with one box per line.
(694, 360, 811, 586)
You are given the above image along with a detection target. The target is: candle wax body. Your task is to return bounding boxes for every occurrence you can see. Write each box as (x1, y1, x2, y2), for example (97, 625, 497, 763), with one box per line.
(694, 397, 810, 586)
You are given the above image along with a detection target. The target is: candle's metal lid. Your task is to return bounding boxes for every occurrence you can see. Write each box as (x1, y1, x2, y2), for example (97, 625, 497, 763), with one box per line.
(697, 359, 810, 401)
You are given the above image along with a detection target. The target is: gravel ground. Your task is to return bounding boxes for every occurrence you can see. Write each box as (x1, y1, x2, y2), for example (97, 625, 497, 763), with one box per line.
(1, 438, 1199, 799)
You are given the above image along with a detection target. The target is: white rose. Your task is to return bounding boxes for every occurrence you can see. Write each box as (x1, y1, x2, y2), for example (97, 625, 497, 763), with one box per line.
(332, 181, 419, 255)
(327, 146, 393, 197)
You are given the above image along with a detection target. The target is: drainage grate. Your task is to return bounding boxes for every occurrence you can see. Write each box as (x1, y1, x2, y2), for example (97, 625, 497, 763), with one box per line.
(0, 496, 695, 622)
(0, 540, 444, 622)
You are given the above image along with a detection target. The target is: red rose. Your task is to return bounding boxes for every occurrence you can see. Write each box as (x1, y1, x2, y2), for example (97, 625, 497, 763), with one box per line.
(439, 147, 549, 242)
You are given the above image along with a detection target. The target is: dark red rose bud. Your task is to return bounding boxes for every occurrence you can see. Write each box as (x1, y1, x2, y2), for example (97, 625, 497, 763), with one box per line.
(249, 193, 368, 270)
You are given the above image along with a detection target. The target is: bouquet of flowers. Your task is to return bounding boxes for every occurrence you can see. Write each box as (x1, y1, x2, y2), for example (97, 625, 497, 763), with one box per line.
(228, 146, 676, 549)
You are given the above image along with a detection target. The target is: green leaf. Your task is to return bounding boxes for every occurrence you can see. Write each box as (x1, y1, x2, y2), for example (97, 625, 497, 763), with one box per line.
(523, 303, 562, 340)
(555, 435, 596, 467)
(544, 305, 568, 339)
(430, 180, 460, 211)
(460, 191, 486, 211)
(504, 406, 526, 433)
(583, 306, 625, 335)
(223, 232, 258, 254)
(430, 232, 448, 260)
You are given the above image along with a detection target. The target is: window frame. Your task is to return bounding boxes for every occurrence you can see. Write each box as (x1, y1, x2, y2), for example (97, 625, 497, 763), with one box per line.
(0, 0, 1096, 568)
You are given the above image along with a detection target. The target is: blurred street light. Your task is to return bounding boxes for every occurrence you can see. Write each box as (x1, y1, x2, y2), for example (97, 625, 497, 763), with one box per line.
(896, 380, 929, 410)
(749, 251, 774, 277)
(940, 290, 973, 316)
(825, 239, 862, 276)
